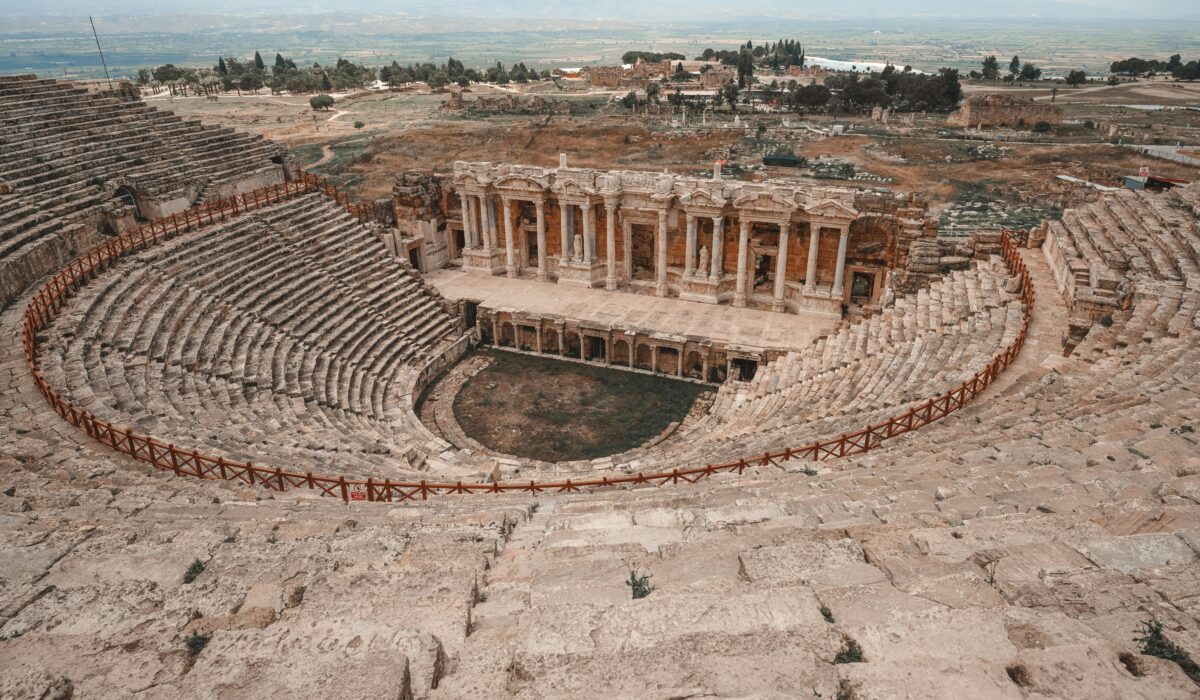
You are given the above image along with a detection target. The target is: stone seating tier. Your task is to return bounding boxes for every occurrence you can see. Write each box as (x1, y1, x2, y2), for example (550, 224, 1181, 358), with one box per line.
(0, 74, 287, 309)
(38, 192, 460, 480)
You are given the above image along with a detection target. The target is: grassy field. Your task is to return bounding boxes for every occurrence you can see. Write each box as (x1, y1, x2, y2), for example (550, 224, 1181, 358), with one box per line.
(452, 349, 711, 462)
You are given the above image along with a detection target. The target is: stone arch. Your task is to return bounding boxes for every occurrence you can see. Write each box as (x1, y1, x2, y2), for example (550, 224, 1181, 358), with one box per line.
(498, 321, 516, 348)
(563, 330, 582, 358)
(611, 338, 631, 366)
(656, 346, 680, 375)
(542, 327, 560, 354)
(516, 324, 538, 351)
(104, 178, 147, 221)
(634, 342, 653, 370)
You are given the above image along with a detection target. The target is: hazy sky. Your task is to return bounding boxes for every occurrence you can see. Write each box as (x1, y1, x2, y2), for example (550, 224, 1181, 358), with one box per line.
(5, 0, 1198, 19)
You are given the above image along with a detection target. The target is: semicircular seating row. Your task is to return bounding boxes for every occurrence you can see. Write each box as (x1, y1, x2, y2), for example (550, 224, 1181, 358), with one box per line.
(495, 256, 1027, 479)
(0, 74, 287, 308)
(38, 192, 464, 481)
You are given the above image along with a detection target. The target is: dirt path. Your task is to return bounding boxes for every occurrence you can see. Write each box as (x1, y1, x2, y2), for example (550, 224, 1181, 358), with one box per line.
(311, 144, 335, 168)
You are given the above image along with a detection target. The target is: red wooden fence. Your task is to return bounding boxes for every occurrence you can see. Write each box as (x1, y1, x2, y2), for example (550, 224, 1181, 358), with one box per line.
(23, 177, 1035, 503)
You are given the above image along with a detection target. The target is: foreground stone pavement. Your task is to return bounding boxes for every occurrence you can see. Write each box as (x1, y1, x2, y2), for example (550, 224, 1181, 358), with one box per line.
(2, 74, 1200, 698)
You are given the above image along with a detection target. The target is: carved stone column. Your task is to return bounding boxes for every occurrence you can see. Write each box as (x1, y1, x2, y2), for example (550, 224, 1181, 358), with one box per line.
(656, 207, 669, 297)
(479, 195, 493, 250)
(773, 221, 790, 312)
(558, 202, 570, 263)
(805, 225, 821, 291)
(565, 204, 576, 259)
(535, 199, 547, 282)
(623, 220, 633, 278)
(710, 215, 724, 279)
(581, 202, 594, 263)
(684, 213, 697, 277)
(503, 197, 516, 278)
(832, 225, 850, 300)
(605, 202, 618, 290)
(459, 193, 473, 249)
(734, 217, 750, 307)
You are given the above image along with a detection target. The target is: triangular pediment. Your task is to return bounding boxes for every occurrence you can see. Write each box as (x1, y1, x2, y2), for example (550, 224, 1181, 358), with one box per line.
(732, 191, 795, 213)
(806, 198, 858, 220)
(493, 174, 550, 192)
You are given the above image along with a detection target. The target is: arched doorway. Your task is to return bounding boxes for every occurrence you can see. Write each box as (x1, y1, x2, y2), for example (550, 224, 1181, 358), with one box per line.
(611, 339, 631, 366)
(542, 328, 560, 354)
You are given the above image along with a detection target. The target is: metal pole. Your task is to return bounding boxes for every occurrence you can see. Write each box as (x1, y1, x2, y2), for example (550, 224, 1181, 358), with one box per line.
(89, 16, 113, 89)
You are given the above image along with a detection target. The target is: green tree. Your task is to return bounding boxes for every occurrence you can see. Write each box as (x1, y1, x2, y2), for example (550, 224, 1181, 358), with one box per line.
(217, 57, 228, 76)
(309, 94, 335, 110)
(254, 51, 265, 71)
(1065, 69, 1087, 86)
(152, 64, 184, 82)
(1009, 55, 1021, 76)
(981, 55, 1000, 81)
(721, 83, 740, 109)
(1019, 63, 1042, 81)
(239, 74, 263, 92)
(736, 49, 754, 88)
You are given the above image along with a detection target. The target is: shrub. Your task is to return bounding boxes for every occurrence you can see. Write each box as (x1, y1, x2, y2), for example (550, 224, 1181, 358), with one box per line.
(354, 121, 365, 129)
(1134, 619, 1200, 684)
(182, 558, 205, 584)
(1100, 314, 1114, 327)
(185, 632, 211, 656)
(834, 638, 864, 664)
(626, 569, 654, 599)
(309, 94, 335, 111)
(820, 605, 834, 623)
(1032, 121, 1052, 133)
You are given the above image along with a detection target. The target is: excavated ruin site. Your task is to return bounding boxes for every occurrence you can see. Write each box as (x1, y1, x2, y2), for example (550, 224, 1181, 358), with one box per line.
(2, 72, 1200, 699)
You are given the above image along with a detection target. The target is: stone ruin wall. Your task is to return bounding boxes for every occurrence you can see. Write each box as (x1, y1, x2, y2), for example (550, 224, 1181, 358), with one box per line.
(443, 91, 570, 115)
(947, 95, 1063, 128)
(392, 165, 938, 307)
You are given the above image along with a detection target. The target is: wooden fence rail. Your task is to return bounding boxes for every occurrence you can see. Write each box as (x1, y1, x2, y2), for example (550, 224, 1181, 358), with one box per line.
(23, 176, 1035, 504)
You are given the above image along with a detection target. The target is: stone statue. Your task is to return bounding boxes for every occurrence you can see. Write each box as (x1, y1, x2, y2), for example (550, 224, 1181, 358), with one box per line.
(573, 233, 584, 261)
(697, 246, 709, 277)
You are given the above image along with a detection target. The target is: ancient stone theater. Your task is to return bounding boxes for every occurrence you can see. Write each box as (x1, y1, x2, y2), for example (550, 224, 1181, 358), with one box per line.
(2, 74, 1200, 699)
